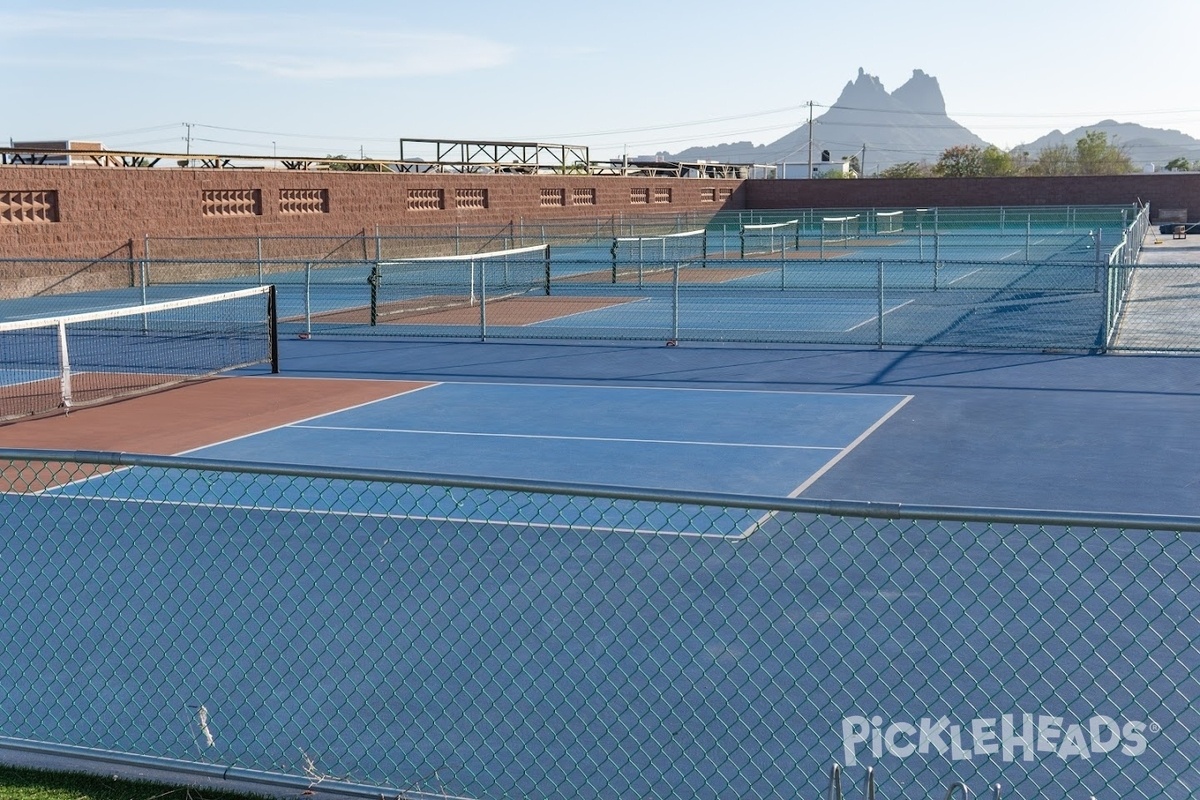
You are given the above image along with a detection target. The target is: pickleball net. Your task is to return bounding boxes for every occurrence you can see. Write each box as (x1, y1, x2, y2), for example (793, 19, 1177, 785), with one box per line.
(822, 214, 861, 244)
(739, 219, 801, 258)
(0, 285, 279, 422)
(368, 244, 551, 325)
(610, 229, 707, 280)
(874, 209, 904, 235)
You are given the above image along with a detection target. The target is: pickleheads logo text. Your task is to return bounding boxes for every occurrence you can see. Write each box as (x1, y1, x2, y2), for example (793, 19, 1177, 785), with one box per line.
(841, 714, 1150, 767)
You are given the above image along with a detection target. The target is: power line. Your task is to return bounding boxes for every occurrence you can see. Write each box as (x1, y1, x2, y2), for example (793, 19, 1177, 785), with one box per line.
(53, 97, 1200, 163)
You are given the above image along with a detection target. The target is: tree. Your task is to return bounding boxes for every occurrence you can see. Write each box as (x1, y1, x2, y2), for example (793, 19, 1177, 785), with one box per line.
(1164, 156, 1193, 172)
(1074, 130, 1134, 175)
(1028, 143, 1076, 176)
(1026, 132, 1136, 176)
(878, 161, 929, 179)
(933, 145, 986, 177)
(930, 144, 1015, 178)
(980, 145, 1016, 176)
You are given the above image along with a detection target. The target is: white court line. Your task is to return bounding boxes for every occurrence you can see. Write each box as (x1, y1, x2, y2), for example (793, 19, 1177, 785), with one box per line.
(526, 297, 650, 326)
(30, 382, 909, 542)
(0, 371, 60, 390)
(177, 380, 441, 456)
(290, 424, 843, 451)
(15, 491, 750, 541)
(349, 379, 911, 400)
(946, 267, 982, 285)
(787, 394, 914, 497)
(35, 379, 444, 494)
(844, 300, 914, 332)
(733, 394, 915, 541)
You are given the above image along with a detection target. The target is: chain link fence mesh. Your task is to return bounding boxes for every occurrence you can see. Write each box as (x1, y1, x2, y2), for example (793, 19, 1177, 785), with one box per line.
(0, 450, 1196, 799)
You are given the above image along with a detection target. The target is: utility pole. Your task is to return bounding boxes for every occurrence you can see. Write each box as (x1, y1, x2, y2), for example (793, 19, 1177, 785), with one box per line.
(806, 101, 814, 180)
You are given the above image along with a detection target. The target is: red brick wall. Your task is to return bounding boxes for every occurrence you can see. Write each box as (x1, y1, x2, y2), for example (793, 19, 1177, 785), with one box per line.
(6, 167, 1200, 264)
(0, 166, 747, 259)
(743, 174, 1200, 222)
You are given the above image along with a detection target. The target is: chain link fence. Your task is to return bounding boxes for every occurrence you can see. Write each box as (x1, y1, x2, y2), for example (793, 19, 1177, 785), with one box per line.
(0, 206, 1171, 352)
(0, 448, 1196, 799)
(5, 204, 1196, 353)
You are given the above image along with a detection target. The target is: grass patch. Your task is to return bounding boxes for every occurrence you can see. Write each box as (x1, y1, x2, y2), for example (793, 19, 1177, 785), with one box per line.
(0, 764, 274, 800)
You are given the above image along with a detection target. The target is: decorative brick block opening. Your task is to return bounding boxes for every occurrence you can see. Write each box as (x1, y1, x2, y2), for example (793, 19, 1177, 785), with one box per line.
(407, 188, 445, 211)
(701, 187, 717, 203)
(654, 187, 673, 204)
(202, 189, 262, 217)
(540, 188, 566, 207)
(279, 188, 329, 214)
(718, 188, 733, 200)
(0, 190, 59, 223)
(630, 187, 650, 205)
(571, 188, 596, 206)
(456, 188, 489, 210)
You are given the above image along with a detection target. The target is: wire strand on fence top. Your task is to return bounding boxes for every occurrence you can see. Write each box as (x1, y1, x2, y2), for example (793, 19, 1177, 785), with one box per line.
(368, 244, 551, 325)
(0, 285, 278, 421)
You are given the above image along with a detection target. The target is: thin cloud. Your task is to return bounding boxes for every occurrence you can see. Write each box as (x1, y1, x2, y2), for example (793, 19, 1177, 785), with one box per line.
(2, 8, 514, 79)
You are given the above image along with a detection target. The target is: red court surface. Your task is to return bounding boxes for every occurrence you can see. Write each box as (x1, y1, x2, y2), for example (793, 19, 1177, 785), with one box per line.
(0, 376, 426, 455)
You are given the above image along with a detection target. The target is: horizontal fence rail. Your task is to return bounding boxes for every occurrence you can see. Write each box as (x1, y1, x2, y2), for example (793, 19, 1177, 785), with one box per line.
(0, 448, 1197, 800)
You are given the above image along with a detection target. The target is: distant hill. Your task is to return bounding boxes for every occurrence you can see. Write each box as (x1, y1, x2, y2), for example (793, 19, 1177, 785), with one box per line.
(1013, 121, 1200, 171)
(659, 69, 1200, 174)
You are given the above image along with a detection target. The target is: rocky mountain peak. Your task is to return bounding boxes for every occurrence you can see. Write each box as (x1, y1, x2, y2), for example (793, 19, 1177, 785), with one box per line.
(835, 68, 890, 106)
(891, 69, 946, 117)
(661, 67, 1200, 173)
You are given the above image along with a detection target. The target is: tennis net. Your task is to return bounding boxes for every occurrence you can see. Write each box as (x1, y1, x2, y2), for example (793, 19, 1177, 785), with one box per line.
(368, 244, 551, 325)
(0, 285, 278, 422)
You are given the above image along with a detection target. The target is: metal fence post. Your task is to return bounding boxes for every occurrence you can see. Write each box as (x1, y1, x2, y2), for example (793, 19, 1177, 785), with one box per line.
(672, 259, 680, 342)
(304, 262, 312, 336)
(479, 259, 487, 341)
(877, 260, 885, 348)
(142, 234, 151, 295)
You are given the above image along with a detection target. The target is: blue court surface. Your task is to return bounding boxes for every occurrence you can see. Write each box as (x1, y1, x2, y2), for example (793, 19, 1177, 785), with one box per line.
(17, 331, 1198, 517)
(194, 382, 909, 489)
(270, 337, 1200, 516)
(45, 381, 911, 537)
(3, 336, 1199, 800)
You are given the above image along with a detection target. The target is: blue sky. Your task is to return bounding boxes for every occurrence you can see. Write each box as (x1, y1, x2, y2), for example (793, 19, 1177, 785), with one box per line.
(4, 0, 1198, 161)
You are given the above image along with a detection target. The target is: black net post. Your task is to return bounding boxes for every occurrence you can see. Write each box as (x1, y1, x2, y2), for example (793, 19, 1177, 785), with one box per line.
(368, 264, 380, 326)
(267, 284, 280, 373)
